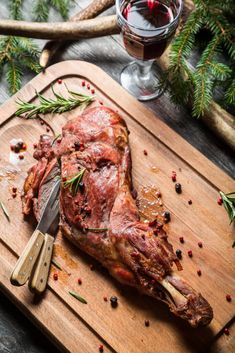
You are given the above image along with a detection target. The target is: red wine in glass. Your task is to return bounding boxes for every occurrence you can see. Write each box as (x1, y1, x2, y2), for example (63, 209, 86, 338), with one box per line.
(122, 0, 176, 60)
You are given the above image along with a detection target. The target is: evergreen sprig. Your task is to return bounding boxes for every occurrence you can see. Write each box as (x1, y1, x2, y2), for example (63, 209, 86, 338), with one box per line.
(1, 0, 74, 94)
(167, 0, 235, 117)
(33, 0, 75, 21)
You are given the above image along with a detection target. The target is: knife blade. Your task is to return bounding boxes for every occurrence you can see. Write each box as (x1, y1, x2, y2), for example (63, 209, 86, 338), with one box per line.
(10, 179, 60, 286)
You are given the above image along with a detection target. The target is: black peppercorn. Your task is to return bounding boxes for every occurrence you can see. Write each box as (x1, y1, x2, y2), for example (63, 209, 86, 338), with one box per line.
(110, 296, 118, 308)
(163, 211, 171, 223)
(176, 249, 182, 259)
(175, 183, 182, 194)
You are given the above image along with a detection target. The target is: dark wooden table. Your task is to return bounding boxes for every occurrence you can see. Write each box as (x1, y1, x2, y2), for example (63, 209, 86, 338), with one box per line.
(0, 2, 234, 353)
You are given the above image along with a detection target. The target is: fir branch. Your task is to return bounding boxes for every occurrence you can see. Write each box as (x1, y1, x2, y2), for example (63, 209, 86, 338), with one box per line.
(33, 0, 50, 22)
(33, 0, 74, 22)
(6, 60, 23, 95)
(51, 0, 70, 20)
(9, 0, 23, 20)
(224, 79, 235, 105)
(15, 86, 94, 118)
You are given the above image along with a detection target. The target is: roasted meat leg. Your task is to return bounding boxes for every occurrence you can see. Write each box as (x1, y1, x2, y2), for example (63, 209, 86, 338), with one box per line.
(22, 106, 213, 327)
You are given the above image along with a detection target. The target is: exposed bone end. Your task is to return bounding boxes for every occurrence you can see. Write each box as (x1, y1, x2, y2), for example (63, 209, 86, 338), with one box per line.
(161, 275, 213, 327)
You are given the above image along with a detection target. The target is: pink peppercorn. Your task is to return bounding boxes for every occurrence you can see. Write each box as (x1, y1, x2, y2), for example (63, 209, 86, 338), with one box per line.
(188, 250, 193, 258)
(57, 79, 62, 84)
(197, 269, 202, 276)
(99, 344, 104, 352)
(87, 83, 90, 89)
(188, 200, 192, 205)
(46, 127, 50, 132)
(179, 237, 184, 244)
(103, 296, 108, 302)
(53, 272, 58, 280)
(145, 320, 150, 327)
(91, 89, 95, 94)
(33, 143, 37, 149)
(226, 294, 231, 302)
(143, 150, 148, 156)
(82, 80, 85, 86)
(78, 278, 82, 285)
(224, 328, 229, 335)
(149, 219, 157, 227)
(19, 154, 24, 160)
(217, 197, 223, 205)
(198, 242, 203, 248)
(99, 101, 103, 105)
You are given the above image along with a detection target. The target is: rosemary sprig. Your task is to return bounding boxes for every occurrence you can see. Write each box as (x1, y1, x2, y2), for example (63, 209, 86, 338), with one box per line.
(51, 133, 61, 146)
(0, 201, 10, 222)
(69, 291, 87, 304)
(63, 168, 86, 195)
(51, 258, 63, 271)
(15, 86, 94, 119)
(220, 191, 235, 224)
(85, 228, 108, 233)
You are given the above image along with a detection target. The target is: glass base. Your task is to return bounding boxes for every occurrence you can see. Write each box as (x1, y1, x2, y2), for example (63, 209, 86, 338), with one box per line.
(120, 61, 165, 101)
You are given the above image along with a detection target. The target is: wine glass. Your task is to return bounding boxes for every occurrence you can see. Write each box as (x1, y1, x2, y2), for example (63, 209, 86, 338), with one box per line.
(116, 0, 183, 101)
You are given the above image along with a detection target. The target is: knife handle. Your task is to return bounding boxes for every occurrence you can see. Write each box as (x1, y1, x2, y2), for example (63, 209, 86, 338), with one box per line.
(29, 233, 54, 294)
(10, 230, 44, 286)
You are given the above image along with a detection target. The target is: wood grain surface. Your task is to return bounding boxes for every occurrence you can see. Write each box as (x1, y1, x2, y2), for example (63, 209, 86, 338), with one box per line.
(0, 60, 234, 353)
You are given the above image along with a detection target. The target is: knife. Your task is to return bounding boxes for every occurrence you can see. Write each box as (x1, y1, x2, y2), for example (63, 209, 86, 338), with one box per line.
(10, 179, 60, 288)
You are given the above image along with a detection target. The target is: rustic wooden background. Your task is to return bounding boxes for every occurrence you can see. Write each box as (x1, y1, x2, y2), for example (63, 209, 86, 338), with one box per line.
(0, 1, 234, 353)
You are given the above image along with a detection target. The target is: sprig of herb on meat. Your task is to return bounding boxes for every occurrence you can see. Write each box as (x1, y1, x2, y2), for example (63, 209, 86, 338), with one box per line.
(15, 86, 94, 119)
(220, 191, 235, 224)
(63, 168, 86, 195)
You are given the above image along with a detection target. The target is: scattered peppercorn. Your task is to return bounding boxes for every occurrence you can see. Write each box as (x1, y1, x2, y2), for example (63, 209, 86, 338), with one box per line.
(144, 320, 150, 327)
(46, 127, 50, 132)
(188, 200, 192, 205)
(19, 154, 24, 160)
(53, 272, 58, 280)
(78, 278, 82, 285)
(99, 101, 103, 105)
(87, 83, 90, 89)
(176, 249, 182, 259)
(91, 89, 95, 94)
(198, 241, 203, 248)
(171, 171, 177, 181)
(12, 187, 17, 193)
(99, 344, 104, 352)
(175, 183, 182, 194)
(110, 296, 118, 308)
(156, 190, 161, 198)
(12, 193, 17, 198)
(188, 250, 193, 258)
(89, 264, 94, 271)
(82, 80, 85, 86)
(103, 296, 108, 302)
(33, 143, 37, 149)
(224, 328, 229, 335)
(197, 269, 202, 276)
(217, 196, 223, 205)
(40, 120, 44, 125)
(226, 294, 231, 302)
(143, 149, 148, 156)
(62, 176, 67, 182)
(179, 237, 184, 244)
(57, 79, 62, 84)
(163, 211, 171, 223)
(22, 143, 27, 150)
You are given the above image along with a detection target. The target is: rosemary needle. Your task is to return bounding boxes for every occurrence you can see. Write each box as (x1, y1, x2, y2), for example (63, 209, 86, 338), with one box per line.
(0, 201, 10, 221)
(220, 191, 235, 224)
(15, 86, 94, 119)
(63, 168, 86, 195)
(69, 291, 87, 304)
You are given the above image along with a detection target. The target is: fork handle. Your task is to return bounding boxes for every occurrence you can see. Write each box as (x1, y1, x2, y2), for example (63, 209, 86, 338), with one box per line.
(29, 233, 54, 294)
(10, 230, 44, 286)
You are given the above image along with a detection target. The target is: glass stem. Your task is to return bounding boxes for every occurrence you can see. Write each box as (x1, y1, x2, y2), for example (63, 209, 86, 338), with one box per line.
(136, 60, 154, 82)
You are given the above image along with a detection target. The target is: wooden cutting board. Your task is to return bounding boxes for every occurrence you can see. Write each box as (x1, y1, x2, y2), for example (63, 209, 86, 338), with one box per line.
(0, 61, 234, 353)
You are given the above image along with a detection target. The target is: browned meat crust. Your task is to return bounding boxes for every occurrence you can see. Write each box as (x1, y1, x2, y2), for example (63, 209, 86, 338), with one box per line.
(22, 106, 213, 327)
